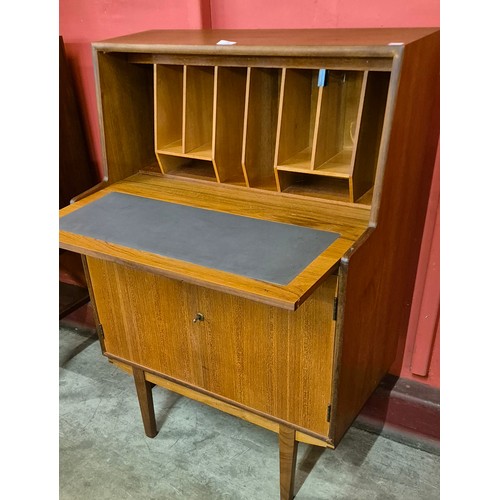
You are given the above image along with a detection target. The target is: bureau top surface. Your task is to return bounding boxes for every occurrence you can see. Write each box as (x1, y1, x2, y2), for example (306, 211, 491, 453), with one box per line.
(93, 28, 439, 55)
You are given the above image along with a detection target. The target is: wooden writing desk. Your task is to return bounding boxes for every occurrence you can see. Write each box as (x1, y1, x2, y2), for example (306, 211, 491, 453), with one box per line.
(59, 28, 439, 499)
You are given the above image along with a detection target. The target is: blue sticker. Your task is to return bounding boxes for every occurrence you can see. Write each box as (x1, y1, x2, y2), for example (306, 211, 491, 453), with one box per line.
(318, 69, 328, 87)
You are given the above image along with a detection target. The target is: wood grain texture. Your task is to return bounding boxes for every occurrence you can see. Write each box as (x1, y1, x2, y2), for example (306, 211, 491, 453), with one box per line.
(312, 70, 364, 173)
(81, 255, 106, 354)
(331, 32, 440, 445)
(341, 71, 365, 151)
(127, 53, 393, 72)
(112, 359, 335, 448)
(63, 29, 440, 460)
(59, 174, 368, 310)
(156, 155, 217, 181)
(242, 67, 280, 190)
(95, 51, 157, 183)
(279, 425, 298, 500)
(311, 77, 344, 169)
(213, 66, 247, 183)
(93, 41, 391, 200)
(154, 64, 183, 151)
(275, 69, 318, 167)
(277, 171, 351, 202)
(183, 66, 214, 155)
(87, 257, 337, 436)
(70, 180, 109, 203)
(351, 71, 390, 202)
(115, 174, 371, 233)
(278, 159, 351, 179)
(92, 28, 438, 56)
(132, 367, 158, 438)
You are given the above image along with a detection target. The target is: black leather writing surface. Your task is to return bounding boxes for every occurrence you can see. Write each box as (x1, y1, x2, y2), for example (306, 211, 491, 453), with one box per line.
(60, 192, 340, 285)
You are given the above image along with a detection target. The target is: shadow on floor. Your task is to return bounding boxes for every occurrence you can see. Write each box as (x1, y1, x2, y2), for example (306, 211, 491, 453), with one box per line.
(59, 325, 97, 367)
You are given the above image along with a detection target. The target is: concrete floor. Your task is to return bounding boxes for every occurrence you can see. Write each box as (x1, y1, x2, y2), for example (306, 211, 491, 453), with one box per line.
(60, 324, 439, 500)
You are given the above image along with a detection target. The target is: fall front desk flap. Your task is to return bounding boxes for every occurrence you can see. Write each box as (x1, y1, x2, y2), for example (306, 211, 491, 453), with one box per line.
(59, 192, 340, 286)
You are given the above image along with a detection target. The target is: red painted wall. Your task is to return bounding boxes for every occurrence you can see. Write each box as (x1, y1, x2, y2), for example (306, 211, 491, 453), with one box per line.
(59, 0, 440, 388)
(210, 1, 438, 29)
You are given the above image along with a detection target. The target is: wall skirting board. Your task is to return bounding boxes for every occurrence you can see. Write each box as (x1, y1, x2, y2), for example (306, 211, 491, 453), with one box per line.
(353, 374, 439, 455)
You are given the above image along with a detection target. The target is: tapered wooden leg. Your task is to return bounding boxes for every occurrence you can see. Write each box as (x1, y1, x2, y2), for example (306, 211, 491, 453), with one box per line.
(132, 367, 158, 438)
(279, 424, 298, 500)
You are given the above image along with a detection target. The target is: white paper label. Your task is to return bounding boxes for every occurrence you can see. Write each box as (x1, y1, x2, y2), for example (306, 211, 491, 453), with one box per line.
(216, 40, 237, 46)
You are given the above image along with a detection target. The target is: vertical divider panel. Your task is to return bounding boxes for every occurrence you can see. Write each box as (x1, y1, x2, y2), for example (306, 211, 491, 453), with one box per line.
(274, 68, 287, 192)
(311, 76, 345, 169)
(181, 65, 187, 156)
(346, 71, 369, 202)
(345, 71, 367, 159)
(348, 71, 369, 165)
(241, 67, 252, 188)
(213, 66, 247, 184)
(310, 71, 365, 181)
(183, 66, 214, 158)
(275, 69, 319, 169)
(155, 65, 184, 152)
(153, 64, 164, 174)
(152, 62, 386, 203)
(242, 67, 281, 190)
(351, 71, 390, 202)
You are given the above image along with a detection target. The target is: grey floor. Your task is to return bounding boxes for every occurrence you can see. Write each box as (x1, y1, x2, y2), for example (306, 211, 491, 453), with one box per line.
(60, 324, 439, 500)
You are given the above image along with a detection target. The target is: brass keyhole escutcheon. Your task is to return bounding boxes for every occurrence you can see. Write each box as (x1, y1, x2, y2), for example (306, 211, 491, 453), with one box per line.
(193, 313, 205, 323)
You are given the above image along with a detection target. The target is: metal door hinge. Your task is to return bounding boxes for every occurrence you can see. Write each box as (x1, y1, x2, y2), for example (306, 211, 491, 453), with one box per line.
(326, 404, 332, 423)
(96, 323, 104, 339)
(333, 297, 338, 321)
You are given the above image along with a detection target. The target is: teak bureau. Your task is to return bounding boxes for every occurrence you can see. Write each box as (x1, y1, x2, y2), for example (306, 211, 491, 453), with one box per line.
(59, 28, 440, 499)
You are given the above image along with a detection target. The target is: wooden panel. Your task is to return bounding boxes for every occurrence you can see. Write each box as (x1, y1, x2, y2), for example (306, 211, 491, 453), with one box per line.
(213, 66, 247, 183)
(277, 171, 350, 202)
(351, 71, 390, 201)
(242, 67, 280, 190)
(279, 425, 298, 500)
(183, 65, 214, 155)
(127, 53, 393, 72)
(154, 64, 183, 150)
(122, 174, 370, 234)
(93, 28, 438, 54)
(156, 155, 217, 181)
(312, 71, 364, 183)
(59, 174, 369, 310)
(276, 69, 318, 167)
(342, 71, 365, 150)
(132, 367, 158, 438)
(331, 31, 440, 445)
(112, 359, 334, 447)
(95, 51, 158, 183)
(88, 258, 337, 435)
(63, 29, 441, 468)
(311, 79, 344, 169)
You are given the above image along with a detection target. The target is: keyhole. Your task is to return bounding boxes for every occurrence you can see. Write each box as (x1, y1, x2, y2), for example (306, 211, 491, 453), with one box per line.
(193, 313, 205, 323)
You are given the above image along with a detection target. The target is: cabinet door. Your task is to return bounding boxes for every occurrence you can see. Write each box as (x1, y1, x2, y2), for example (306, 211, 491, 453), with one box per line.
(87, 257, 337, 436)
